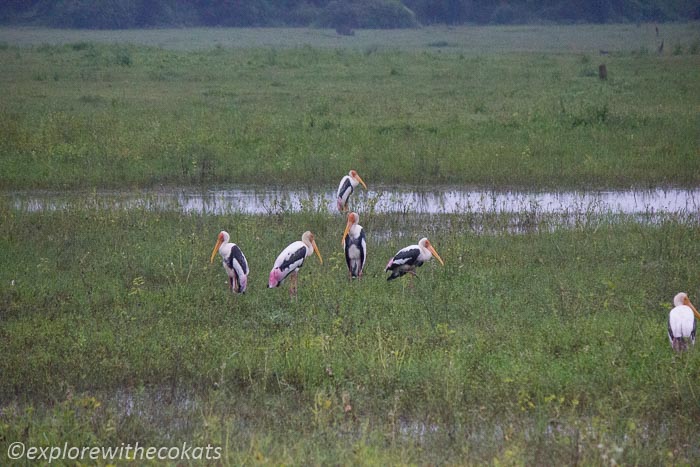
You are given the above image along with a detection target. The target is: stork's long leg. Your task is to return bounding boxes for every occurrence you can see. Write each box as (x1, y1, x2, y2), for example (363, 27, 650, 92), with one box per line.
(289, 270, 298, 297)
(408, 271, 416, 289)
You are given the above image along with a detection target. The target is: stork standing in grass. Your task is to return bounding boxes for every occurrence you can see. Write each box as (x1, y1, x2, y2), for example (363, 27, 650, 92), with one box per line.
(385, 237, 444, 281)
(668, 292, 700, 352)
(337, 170, 367, 212)
(342, 211, 366, 279)
(268, 231, 323, 296)
(210, 231, 249, 293)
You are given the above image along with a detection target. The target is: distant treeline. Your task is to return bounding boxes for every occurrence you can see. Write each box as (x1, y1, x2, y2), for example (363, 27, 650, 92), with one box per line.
(1, 0, 698, 29)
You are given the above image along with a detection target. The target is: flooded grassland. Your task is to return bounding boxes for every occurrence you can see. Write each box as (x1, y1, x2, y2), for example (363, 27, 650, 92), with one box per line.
(1, 24, 700, 465)
(1, 195, 699, 464)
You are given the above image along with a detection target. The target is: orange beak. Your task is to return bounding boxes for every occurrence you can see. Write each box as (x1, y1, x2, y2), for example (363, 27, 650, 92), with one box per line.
(427, 244, 445, 266)
(210, 237, 223, 263)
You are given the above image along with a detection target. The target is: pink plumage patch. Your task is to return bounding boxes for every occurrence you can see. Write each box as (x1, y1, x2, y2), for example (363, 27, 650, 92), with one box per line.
(268, 268, 283, 288)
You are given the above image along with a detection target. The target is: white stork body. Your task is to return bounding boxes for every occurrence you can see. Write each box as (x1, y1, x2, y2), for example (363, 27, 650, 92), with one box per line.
(668, 292, 699, 352)
(336, 170, 367, 212)
(342, 212, 366, 279)
(385, 237, 444, 281)
(210, 231, 249, 293)
(268, 231, 323, 295)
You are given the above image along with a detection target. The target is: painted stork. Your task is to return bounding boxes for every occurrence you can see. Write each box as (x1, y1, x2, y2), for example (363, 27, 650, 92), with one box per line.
(385, 237, 444, 281)
(268, 231, 323, 296)
(668, 292, 700, 352)
(336, 170, 367, 212)
(210, 231, 249, 293)
(342, 211, 366, 279)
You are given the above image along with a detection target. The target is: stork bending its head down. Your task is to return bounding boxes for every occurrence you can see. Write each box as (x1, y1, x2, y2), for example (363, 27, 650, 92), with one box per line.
(385, 237, 444, 281)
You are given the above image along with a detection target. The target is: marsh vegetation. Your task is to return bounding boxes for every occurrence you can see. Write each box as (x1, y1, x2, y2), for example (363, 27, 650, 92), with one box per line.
(0, 24, 699, 190)
(1, 25, 699, 465)
(1, 203, 699, 464)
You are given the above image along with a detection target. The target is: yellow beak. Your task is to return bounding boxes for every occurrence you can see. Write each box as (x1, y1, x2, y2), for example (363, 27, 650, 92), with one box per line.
(355, 174, 367, 190)
(210, 238, 223, 263)
(428, 245, 445, 266)
(342, 219, 352, 247)
(689, 299, 700, 321)
(312, 239, 323, 265)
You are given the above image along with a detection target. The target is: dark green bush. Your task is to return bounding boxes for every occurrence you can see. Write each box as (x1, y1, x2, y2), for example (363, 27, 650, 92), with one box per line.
(0, 0, 698, 28)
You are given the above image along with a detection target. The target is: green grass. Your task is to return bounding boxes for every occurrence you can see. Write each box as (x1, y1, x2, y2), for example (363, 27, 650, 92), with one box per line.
(1, 24, 699, 465)
(1, 24, 698, 53)
(0, 25, 699, 189)
(1, 202, 699, 464)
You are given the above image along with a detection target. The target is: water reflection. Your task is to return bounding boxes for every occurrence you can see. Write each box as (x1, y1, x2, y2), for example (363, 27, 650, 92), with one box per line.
(6, 186, 699, 215)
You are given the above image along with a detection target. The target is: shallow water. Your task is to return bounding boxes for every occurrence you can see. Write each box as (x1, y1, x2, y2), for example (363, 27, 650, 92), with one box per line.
(5, 186, 699, 216)
(81, 385, 676, 454)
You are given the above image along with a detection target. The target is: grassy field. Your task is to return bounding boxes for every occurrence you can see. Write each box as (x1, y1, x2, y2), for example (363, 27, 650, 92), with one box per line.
(0, 24, 699, 189)
(1, 201, 699, 464)
(1, 25, 700, 465)
(1, 23, 699, 53)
